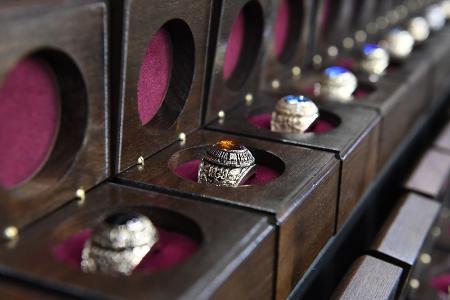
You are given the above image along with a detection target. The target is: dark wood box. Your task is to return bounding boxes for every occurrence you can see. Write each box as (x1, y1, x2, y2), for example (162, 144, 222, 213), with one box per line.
(114, 0, 212, 172)
(208, 95, 380, 229)
(369, 193, 440, 272)
(118, 129, 340, 299)
(204, 0, 275, 123)
(0, 0, 108, 238)
(332, 255, 403, 300)
(0, 183, 275, 299)
(404, 149, 450, 199)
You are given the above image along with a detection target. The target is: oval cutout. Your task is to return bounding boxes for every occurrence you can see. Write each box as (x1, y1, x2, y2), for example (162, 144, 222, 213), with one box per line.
(275, 0, 304, 63)
(137, 19, 195, 131)
(0, 49, 87, 190)
(223, 1, 264, 89)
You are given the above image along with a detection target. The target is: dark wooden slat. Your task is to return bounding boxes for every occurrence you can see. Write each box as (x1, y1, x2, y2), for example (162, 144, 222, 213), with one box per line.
(332, 255, 403, 300)
(405, 149, 450, 198)
(371, 193, 440, 266)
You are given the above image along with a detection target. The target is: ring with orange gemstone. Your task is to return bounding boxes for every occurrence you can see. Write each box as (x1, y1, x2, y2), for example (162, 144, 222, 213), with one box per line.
(198, 139, 256, 187)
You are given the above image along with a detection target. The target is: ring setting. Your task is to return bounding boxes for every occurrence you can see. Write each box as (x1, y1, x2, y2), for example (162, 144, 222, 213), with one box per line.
(319, 66, 357, 102)
(198, 140, 256, 187)
(271, 95, 319, 133)
(81, 211, 159, 276)
(359, 43, 389, 77)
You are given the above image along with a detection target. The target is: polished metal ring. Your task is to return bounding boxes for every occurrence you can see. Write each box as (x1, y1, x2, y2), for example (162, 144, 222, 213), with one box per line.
(425, 4, 446, 31)
(198, 140, 256, 187)
(319, 66, 357, 102)
(383, 28, 415, 60)
(407, 16, 430, 43)
(271, 95, 319, 133)
(359, 43, 390, 76)
(81, 211, 159, 276)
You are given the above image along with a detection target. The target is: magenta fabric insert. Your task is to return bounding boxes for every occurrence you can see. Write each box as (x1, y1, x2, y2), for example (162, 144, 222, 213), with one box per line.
(174, 159, 280, 185)
(248, 113, 336, 133)
(432, 273, 450, 294)
(0, 57, 59, 189)
(137, 29, 172, 125)
(53, 227, 199, 273)
(274, 0, 289, 58)
(223, 11, 245, 81)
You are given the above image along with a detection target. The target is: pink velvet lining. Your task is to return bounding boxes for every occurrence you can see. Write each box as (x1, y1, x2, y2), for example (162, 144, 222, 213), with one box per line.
(53, 228, 199, 273)
(174, 159, 280, 185)
(432, 273, 450, 294)
(223, 12, 245, 81)
(248, 113, 336, 134)
(274, 0, 289, 58)
(0, 57, 59, 189)
(137, 29, 172, 125)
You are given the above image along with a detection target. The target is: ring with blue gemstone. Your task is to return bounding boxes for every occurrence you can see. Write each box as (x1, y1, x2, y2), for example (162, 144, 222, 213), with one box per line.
(271, 95, 319, 133)
(359, 43, 389, 76)
(319, 66, 358, 102)
(384, 28, 414, 60)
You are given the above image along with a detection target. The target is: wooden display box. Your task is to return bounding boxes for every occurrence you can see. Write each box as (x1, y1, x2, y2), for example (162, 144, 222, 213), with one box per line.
(404, 149, 450, 199)
(332, 255, 403, 300)
(0, 0, 108, 237)
(205, 0, 275, 123)
(208, 96, 380, 229)
(0, 183, 275, 299)
(118, 130, 339, 299)
(114, 0, 212, 172)
(261, 59, 428, 167)
(369, 193, 440, 278)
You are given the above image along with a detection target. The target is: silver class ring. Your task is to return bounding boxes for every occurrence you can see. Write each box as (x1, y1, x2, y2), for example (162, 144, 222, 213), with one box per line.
(271, 95, 319, 133)
(198, 140, 256, 187)
(81, 211, 159, 276)
(319, 66, 358, 102)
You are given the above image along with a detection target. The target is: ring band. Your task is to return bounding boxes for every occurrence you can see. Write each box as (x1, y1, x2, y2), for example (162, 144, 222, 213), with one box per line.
(271, 95, 319, 133)
(198, 140, 256, 187)
(81, 211, 159, 275)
